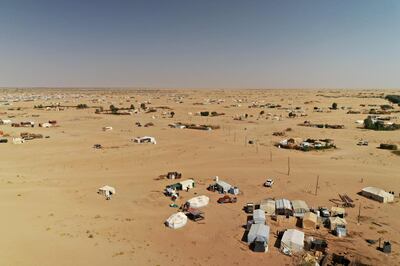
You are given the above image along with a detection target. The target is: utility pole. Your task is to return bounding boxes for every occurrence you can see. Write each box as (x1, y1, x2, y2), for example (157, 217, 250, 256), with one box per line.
(315, 175, 320, 196)
(287, 157, 290, 176)
(358, 203, 361, 224)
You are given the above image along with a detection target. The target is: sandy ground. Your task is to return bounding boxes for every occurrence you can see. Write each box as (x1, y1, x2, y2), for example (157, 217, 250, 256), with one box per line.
(0, 88, 399, 266)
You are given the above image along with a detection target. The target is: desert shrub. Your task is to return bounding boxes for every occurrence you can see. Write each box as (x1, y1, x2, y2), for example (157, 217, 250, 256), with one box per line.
(385, 95, 400, 104)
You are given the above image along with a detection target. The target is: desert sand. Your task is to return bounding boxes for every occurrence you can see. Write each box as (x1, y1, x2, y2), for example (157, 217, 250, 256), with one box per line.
(0, 88, 399, 266)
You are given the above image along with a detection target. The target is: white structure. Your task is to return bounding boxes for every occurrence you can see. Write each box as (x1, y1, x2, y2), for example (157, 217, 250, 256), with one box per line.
(0, 119, 12, 125)
(247, 223, 270, 252)
(253, 209, 266, 224)
(361, 187, 394, 203)
(165, 212, 187, 229)
(102, 126, 113, 131)
(179, 179, 195, 190)
(40, 122, 52, 128)
(281, 229, 305, 255)
(291, 200, 309, 218)
(12, 138, 25, 144)
(186, 195, 209, 208)
(133, 136, 157, 144)
(97, 185, 116, 200)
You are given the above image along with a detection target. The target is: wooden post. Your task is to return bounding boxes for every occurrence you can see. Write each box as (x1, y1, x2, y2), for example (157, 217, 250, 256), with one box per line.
(358, 203, 361, 223)
(287, 157, 290, 176)
(315, 175, 320, 196)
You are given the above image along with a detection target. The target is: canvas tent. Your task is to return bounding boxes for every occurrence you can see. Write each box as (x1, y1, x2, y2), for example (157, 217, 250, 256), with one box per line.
(275, 199, 292, 216)
(12, 137, 25, 144)
(98, 185, 116, 200)
(281, 229, 305, 255)
(361, 187, 394, 203)
(186, 195, 209, 208)
(165, 212, 187, 229)
(215, 180, 232, 193)
(291, 200, 309, 217)
(247, 223, 270, 252)
(329, 217, 347, 231)
(179, 179, 195, 190)
(259, 199, 275, 216)
(253, 209, 266, 224)
(302, 212, 318, 229)
(330, 207, 345, 217)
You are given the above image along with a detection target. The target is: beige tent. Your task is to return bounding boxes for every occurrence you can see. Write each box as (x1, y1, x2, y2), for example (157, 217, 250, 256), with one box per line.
(329, 217, 347, 231)
(361, 187, 394, 203)
(302, 212, 317, 229)
(331, 206, 345, 217)
(259, 199, 275, 216)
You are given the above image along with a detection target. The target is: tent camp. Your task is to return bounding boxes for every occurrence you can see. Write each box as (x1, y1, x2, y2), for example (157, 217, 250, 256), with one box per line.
(302, 212, 318, 229)
(275, 199, 293, 216)
(291, 200, 309, 217)
(186, 195, 209, 208)
(253, 209, 266, 224)
(165, 212, 187, 229)
(247, 223, 270, 252)
(361, 187, 394, 203)
(259, 199, 275, 216)
(329, 217, 347, 231)
(97, 185, 116, 200)
(281, 229, 305, 255)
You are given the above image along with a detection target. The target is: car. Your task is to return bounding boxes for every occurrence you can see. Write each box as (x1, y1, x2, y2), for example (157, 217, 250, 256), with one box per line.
(264, 179, 274, 187)
(357, 140, 368, 146)
(217, 195, 237, 204)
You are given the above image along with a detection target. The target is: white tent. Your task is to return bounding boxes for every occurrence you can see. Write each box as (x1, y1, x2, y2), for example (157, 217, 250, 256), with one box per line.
(247, 223, 270, 252)
(179, 179, 195, 190)
(253, 209, 266, 224)
(12, 138, 25, 144)
(165, 212, 188, 229)
(98, 185, 116, 200)
(361, 187, 394, 203)
(186, 195, 209, 208)
(41, 122, 52, 128)
(281, 229, 304, 255)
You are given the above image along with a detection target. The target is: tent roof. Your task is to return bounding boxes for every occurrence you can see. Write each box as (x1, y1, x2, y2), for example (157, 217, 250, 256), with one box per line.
(303, 212, 317, 223)
(362, 187, 389, 197)
(291, 200, 309, 211)
(282, 229, 304, 246)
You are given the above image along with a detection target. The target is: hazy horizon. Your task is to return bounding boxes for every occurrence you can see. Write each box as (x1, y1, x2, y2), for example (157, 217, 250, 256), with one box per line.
(1, 0, 399, 88)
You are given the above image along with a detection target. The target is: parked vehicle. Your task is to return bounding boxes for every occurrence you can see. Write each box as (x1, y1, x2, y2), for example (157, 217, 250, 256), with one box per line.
(217, 195, 237, 204)
(357, 140, 368, 146)
(264, 179, 274, 187)
(245, 202, 254, 214)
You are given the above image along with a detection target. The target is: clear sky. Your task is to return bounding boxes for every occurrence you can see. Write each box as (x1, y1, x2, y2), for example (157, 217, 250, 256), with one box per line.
(0, 0, 399, 88)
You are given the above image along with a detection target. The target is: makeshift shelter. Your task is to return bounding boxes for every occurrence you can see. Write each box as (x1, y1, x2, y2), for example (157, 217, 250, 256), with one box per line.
(302, 212, 318, 229)
(259, 199, 275, 216)
(247, 223, 270, 252)
(253, 209, 266, 224)
(97, 185, 116, 200)
(281, 229, 305, 255)
(291, 200, 309, 217)
(329, 217, 347, 231)
(12, 138, 25, 144)
(179, 179, 195, 190)
(215, 180, 232, 193)
(361, 187, 394, 203)
(165, 212, 187, 229)
(186, 195, 209, 208)
(275, 199, 293, 216)
(330, 207, 345, 218)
